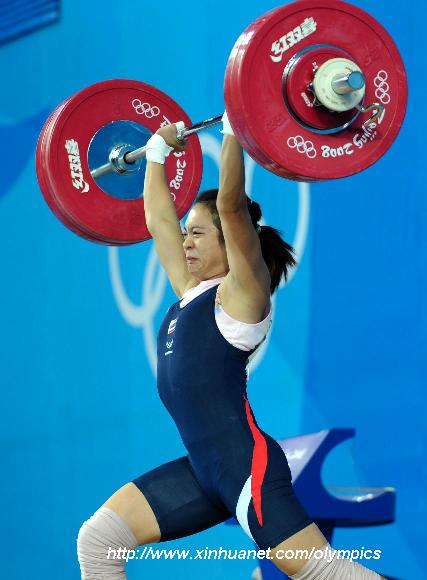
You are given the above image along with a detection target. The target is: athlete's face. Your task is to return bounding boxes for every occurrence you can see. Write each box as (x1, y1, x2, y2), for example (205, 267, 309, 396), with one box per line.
(182, 204, 228, 280)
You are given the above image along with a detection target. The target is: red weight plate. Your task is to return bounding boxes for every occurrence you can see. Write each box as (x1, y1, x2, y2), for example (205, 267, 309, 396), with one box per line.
(226, 32, 290, 178)
(38, 103, 133, 245)
(229, 36, 317, 182)
(222, 31, 296, 178)
(36, 99, 110, 244)
(225, 0, 408, 181)
(228, 24, 302, 180)
(37, 80, 203, 244)
(38, 99, 135, 244)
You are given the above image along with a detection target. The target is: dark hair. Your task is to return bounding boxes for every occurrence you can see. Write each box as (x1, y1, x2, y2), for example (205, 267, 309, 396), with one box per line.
(195, 189, 296, 294)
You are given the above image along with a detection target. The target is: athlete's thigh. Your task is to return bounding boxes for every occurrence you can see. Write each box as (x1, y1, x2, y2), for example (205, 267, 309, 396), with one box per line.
(102, 481, 161, 546)
(221, 432, 313, 551)
(130, 455, 232, 543)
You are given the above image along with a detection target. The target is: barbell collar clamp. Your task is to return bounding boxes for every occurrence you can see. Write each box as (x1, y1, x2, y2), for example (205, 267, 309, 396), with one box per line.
(357, 102, 385, 129)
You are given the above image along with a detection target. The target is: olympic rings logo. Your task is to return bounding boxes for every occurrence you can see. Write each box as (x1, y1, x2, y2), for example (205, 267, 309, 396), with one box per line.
(287, 135, 317, 159)
(132, 99, 160, 118)
(373, 70, 391, 105)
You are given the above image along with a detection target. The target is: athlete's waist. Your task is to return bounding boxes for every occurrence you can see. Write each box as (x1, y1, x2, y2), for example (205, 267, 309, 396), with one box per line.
(169, 414, 257, 454)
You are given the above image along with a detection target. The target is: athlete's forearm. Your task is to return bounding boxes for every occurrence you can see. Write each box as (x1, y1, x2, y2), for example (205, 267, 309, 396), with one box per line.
(143, 162, 179, 231)
(217, 135, 246, 211)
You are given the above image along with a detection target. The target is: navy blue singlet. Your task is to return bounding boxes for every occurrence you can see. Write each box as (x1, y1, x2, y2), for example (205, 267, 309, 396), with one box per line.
(132, 284, 312, 549)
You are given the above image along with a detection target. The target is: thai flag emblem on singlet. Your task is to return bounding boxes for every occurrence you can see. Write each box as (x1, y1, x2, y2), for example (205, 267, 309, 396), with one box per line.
(168, 318, 177, 334)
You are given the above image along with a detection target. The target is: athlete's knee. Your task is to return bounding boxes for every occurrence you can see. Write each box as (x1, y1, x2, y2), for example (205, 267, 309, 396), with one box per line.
(77, 507, 138, 579)
(288, 543, 384, 580)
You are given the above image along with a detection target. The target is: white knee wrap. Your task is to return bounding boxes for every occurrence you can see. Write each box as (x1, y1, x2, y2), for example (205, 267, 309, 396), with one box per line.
(291, 543, 383, 580)
(77, 507, 138, 579)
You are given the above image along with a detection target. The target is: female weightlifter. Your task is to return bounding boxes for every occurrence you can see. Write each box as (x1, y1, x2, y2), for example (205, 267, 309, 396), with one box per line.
(77, 114, 385, 580)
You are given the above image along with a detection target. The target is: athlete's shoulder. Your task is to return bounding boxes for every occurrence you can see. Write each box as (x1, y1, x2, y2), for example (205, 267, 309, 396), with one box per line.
(217, 273, 270, 324)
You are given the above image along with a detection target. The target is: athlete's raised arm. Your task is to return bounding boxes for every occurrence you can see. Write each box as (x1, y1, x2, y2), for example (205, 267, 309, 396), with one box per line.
(217, 114, 270, 302)
(143, 124, 196, 298)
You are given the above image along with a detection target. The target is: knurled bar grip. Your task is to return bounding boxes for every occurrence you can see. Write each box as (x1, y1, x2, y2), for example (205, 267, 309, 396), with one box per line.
(90, 115, 222, 180)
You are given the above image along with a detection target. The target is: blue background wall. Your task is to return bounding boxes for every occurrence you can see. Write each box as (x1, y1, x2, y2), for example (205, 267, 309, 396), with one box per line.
(0, 1, 424, 578)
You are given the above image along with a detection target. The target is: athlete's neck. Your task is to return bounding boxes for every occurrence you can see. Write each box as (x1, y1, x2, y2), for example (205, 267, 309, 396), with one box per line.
(196, 272, 228, 283)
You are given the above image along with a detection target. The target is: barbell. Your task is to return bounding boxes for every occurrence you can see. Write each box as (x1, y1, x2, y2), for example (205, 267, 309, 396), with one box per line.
(36, 0, 407, 245)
